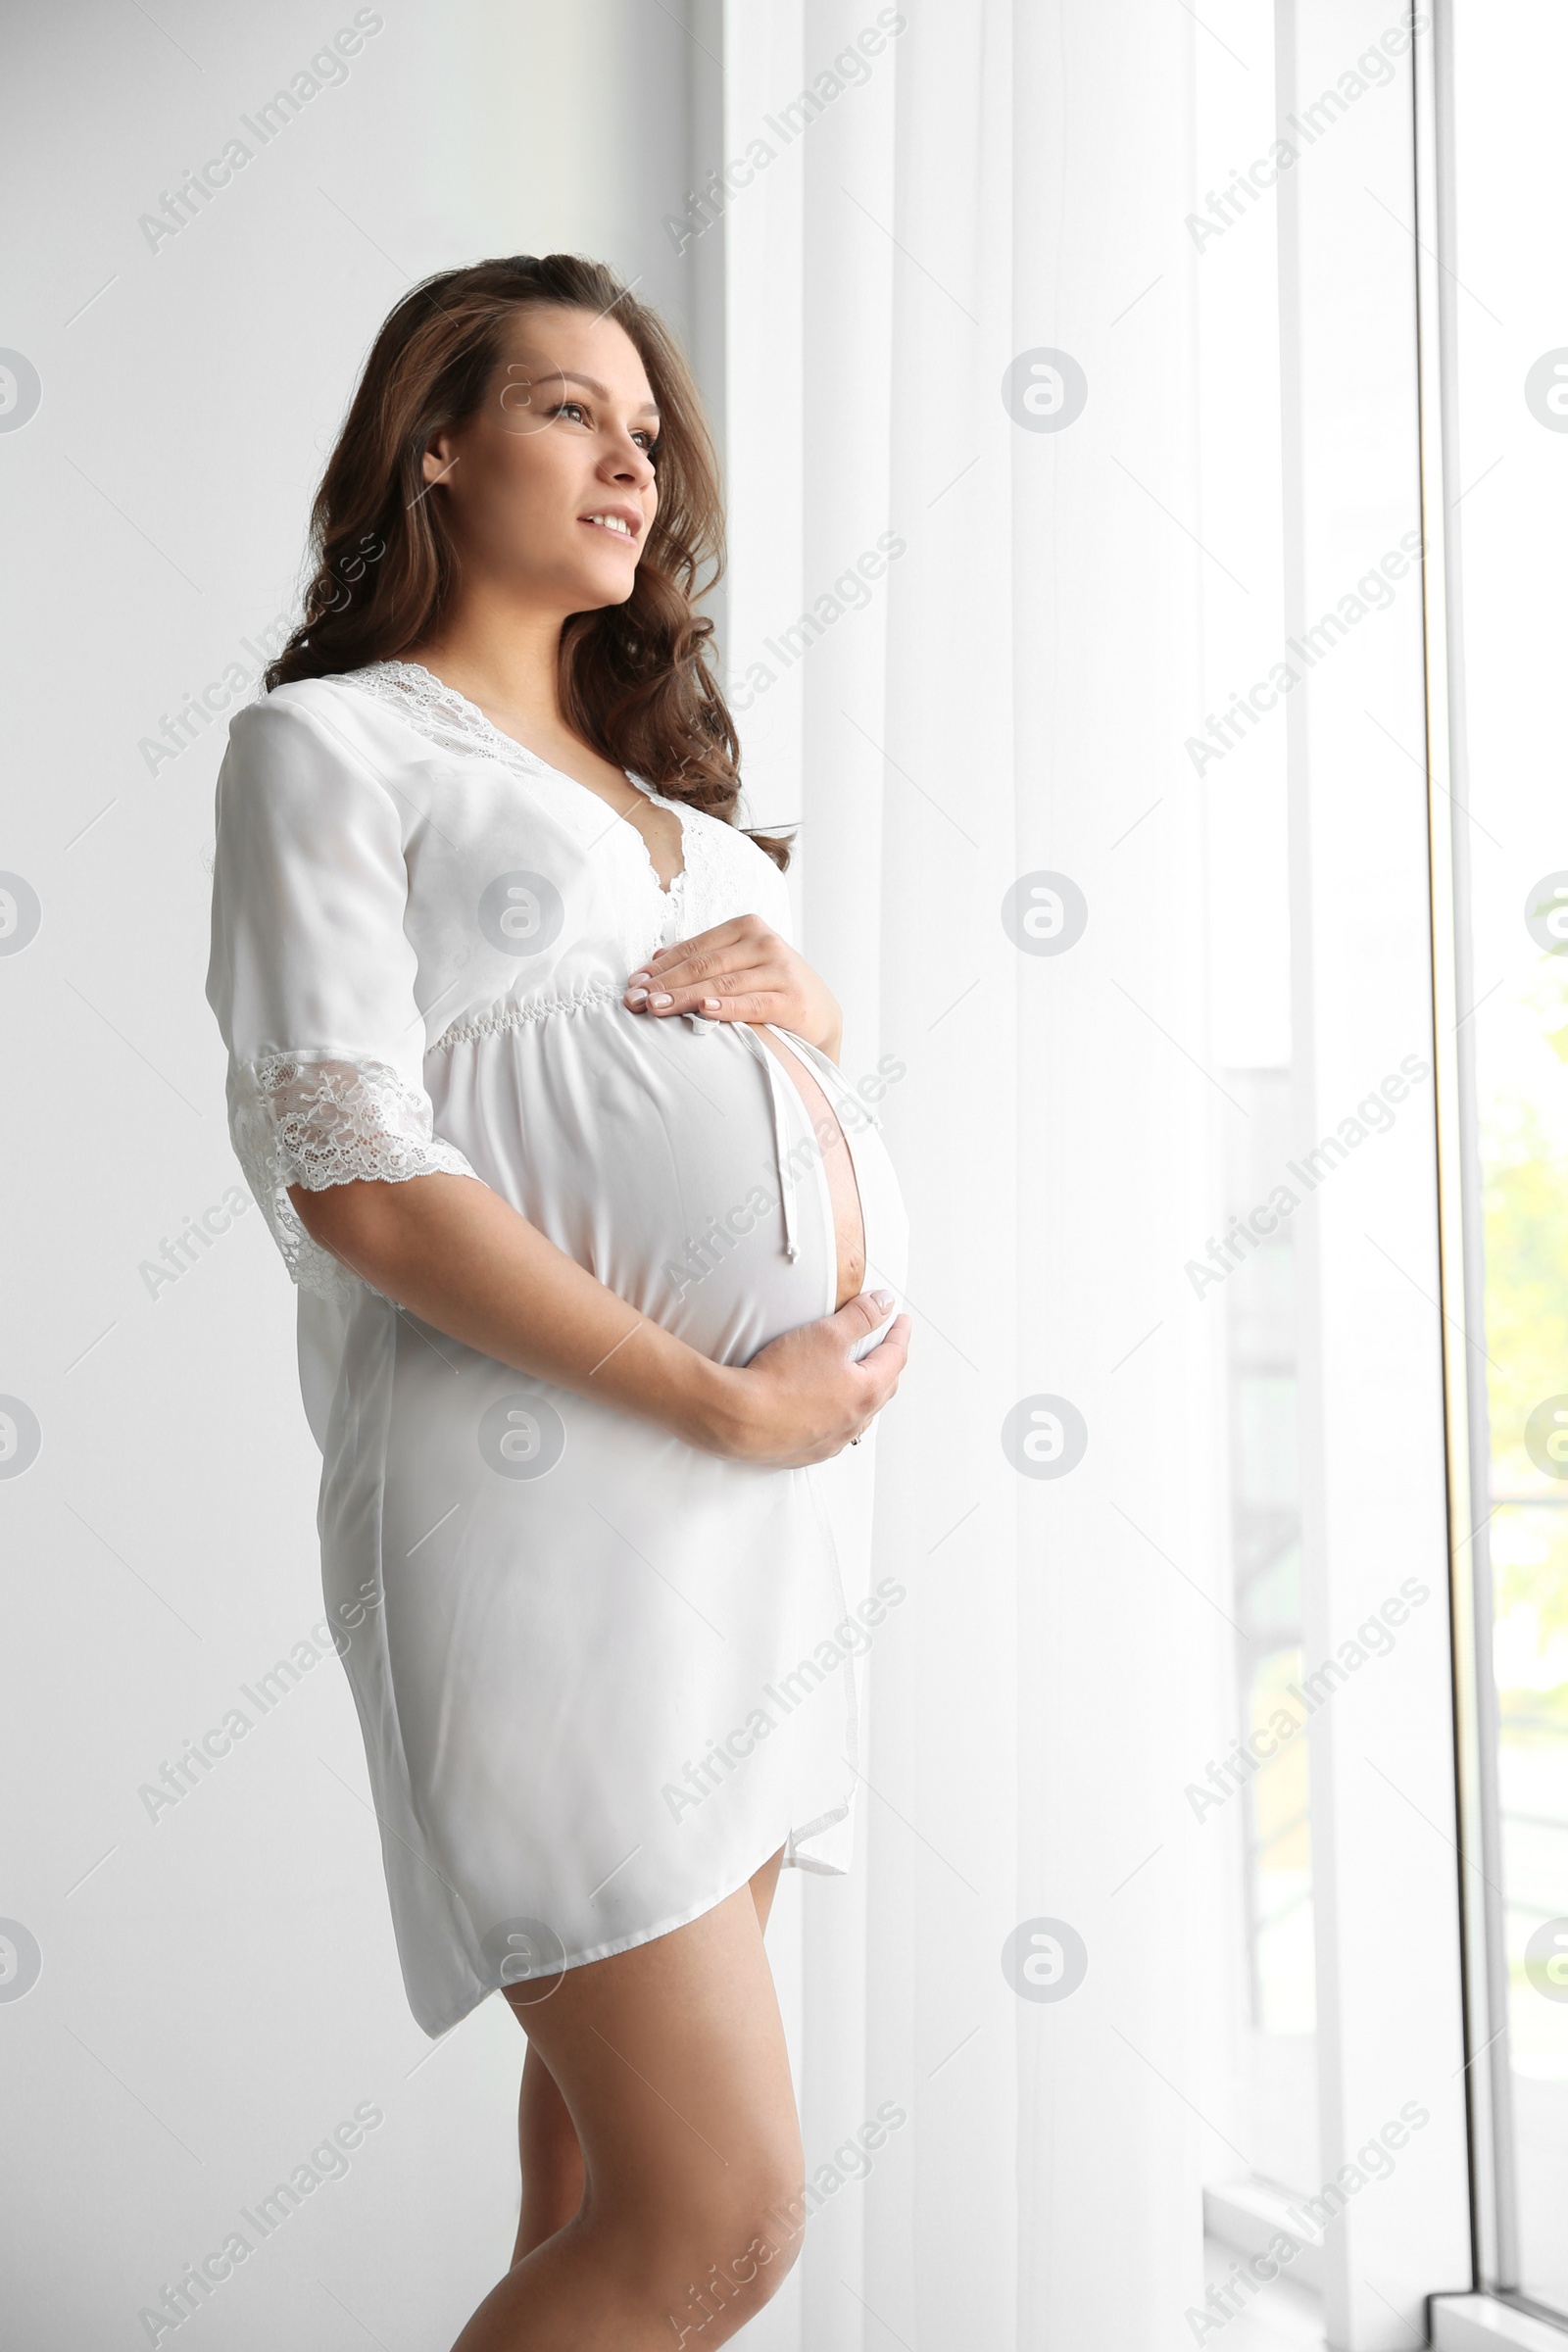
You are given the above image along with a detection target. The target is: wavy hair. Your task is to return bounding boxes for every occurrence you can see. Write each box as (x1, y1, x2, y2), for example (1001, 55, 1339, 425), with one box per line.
(266, 254, 789, 866)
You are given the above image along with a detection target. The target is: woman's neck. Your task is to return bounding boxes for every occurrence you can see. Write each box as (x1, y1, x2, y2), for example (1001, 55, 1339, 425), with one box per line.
(409, 589, 565, 736)
(407, 587, 639, 802)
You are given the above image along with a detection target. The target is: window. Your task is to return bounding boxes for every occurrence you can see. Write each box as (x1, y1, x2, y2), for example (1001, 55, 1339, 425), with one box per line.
(1431, 0, 1568, 2318)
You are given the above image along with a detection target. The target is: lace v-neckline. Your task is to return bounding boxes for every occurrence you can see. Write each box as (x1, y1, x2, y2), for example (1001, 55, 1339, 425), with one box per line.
(344, 659, 689, 900)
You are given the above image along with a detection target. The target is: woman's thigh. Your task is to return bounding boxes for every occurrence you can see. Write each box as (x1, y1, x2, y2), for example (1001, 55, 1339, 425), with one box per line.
(506, 1876, 801, 2243)
(514, 1849, 786, 2162)
(749, 1841, 786, 1931)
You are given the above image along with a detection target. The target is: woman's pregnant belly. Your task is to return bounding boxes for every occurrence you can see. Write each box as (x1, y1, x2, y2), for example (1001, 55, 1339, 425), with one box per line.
(756, 1029, 866, 1308)
(427, 998, 905, 1366)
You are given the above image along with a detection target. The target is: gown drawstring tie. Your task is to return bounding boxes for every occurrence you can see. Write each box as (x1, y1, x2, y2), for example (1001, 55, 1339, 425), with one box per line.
(703, 1016, 883, 1264)
(733, 1021, 801, 1261)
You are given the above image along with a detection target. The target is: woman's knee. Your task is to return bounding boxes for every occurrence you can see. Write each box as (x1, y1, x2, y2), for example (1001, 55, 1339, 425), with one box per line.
(663, 2198, 804, 2341)
(649, 2129, 807, 2336)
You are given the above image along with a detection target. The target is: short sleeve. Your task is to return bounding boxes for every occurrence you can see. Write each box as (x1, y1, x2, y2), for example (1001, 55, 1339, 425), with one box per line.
(206, 692, 481, 1299)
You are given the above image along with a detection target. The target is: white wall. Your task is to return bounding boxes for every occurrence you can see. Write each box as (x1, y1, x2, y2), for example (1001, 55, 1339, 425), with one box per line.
(0, 6, 720, 2344)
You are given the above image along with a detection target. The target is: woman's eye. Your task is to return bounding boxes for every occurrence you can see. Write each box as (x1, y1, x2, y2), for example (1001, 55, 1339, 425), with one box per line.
(547, 402, 658, 458)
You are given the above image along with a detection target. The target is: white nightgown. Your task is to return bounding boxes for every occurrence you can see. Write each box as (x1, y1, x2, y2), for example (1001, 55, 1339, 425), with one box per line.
(205, 661, 908, 2036)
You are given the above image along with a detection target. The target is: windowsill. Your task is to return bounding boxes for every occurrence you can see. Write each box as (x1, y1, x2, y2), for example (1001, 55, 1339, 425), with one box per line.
(1202, 2235, 1325, 2348)
(1205, 2179, 1327, 2294)
(1431, 2297, 1568, 2350)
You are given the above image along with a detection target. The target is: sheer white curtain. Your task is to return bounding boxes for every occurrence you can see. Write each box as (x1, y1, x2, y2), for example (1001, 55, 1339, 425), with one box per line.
(723, 5, 1233, 2341)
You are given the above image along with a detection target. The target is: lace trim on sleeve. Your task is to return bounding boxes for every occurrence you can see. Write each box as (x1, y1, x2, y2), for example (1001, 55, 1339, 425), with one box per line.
(230, 1053, 480, 1299)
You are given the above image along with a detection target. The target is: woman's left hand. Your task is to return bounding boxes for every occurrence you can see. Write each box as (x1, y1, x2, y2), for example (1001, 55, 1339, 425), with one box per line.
(624, 916, 843, 1059)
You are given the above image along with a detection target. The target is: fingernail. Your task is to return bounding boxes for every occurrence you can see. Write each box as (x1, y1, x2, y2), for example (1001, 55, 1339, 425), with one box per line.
(701, 997, 721, 1013)
(625, 987, 647, 1004)
(629, 969, 651, 985)
(871, 1290, 894, 1309)
(650, 991, 673, 1008)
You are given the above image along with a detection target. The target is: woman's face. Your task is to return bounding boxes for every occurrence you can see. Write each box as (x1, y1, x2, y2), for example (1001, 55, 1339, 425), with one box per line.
(421, 304, 661, 612)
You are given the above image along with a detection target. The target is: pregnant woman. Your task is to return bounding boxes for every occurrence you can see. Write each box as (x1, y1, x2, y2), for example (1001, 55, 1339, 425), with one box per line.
(205, 254, 909, 2347)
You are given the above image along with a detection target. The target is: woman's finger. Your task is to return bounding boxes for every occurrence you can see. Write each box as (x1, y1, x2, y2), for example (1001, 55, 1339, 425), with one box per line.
(646, 918, 757, 962)
(658, 986, 792, 1022)
(627, 936, 778, 997)
(627, 952, 753, 999)
(698, 993, 790, 1023)
(625, 958, 784, 1004)
(859, 1312, 910, 1385)
(631, 918, 763, 981)
(629, 967, 791, 1017)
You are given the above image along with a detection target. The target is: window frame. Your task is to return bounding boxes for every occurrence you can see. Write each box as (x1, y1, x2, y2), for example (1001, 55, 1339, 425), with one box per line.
(1417, 0, 1568, 2331)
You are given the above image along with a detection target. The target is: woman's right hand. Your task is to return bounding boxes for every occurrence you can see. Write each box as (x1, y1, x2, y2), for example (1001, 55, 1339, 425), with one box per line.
(290, 1171, 910, 1468)
(703, 1291, 912, 1466)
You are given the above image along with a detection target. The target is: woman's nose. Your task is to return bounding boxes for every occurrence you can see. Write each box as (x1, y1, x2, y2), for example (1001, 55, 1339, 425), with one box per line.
(614, 454, 654, 489)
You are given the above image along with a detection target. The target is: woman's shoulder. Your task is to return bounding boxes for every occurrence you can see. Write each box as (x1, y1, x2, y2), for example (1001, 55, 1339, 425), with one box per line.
(224, 670, 420, 779)
(219, 674, 418, 837)
(228, 670, 385, 740)
(672, 799, 793, 930)
(669, 791, 784, 858)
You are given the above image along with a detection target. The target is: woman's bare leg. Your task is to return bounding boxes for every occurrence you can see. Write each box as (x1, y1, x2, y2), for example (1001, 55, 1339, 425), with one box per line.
(746, 1841, 786, 1933)
(511, 2040, 585, 2264)
(500, 1845, 793, 2295)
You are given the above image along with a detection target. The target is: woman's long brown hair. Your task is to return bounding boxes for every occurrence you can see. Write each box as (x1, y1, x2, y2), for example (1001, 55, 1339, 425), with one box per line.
(266, 254, 789, 867)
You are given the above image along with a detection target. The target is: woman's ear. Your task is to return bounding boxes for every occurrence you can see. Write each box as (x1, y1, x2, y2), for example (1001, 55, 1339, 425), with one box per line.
(421, 430, 460, 488)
